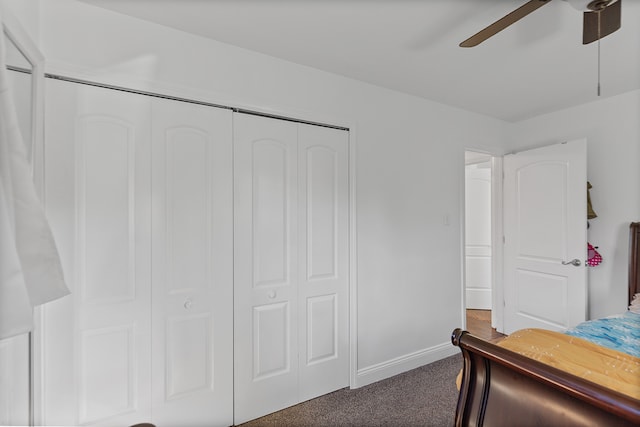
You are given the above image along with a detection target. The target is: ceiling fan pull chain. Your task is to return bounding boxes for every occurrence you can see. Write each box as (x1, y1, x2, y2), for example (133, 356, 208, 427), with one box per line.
(597, 8, 601, 96)
(597, 40, 601, 96)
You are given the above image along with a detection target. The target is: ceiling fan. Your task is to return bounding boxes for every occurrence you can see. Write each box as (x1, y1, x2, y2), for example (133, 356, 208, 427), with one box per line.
(460, 0, 622, 47)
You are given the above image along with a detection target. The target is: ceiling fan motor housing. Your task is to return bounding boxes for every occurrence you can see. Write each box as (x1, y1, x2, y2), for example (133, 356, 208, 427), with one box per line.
(566, 0, 616, 11)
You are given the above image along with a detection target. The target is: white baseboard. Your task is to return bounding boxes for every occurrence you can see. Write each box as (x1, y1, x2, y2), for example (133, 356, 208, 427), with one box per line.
(352, 342, 459, 389)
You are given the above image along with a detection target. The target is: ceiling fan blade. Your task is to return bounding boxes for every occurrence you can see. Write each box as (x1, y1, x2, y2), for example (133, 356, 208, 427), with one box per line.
(583, 0, 621, 44)
(460, 0, 553, 47)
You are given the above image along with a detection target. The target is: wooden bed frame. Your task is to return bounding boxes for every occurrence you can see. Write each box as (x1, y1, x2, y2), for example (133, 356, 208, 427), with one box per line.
(452, 222, 640, 426)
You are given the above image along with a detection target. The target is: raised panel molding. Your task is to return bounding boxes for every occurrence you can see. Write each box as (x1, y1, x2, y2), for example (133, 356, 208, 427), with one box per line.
(516, 162, 568, 262)
(515, 269, 568, 328)
(465, 244, 492, 257)
(165, 314, 213, 400)
(79, 325, 136, 424)
(252, 302, 290, 380)
(465, 256, 492, 289)
(306, 146, 338, 281)
(164, 127, 211, 295)
(252, 140, 291, 288)
(306, 294, 338, 365)
(77, 116, 136, 305)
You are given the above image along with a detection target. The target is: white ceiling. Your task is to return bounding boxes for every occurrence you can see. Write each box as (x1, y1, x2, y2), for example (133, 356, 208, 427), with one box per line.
(79, 0, 640, 122)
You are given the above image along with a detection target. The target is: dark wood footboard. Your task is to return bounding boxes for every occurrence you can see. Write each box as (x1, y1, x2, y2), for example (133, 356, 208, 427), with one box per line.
(451, 328, 640, 427)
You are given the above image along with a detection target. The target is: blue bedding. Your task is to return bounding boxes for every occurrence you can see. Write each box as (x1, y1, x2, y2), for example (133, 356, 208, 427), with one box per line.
(565, 310, 640, 358)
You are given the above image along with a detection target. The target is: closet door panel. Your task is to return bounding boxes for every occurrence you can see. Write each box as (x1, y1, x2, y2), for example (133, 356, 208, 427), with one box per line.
(43, 79, 152, 426)
(298, 124, 349, 402)
(79, 117, 135, 303)
(252, 140, 292, 286)
(234, 115, 350, 423)
(163, 127, 209, 293)
(234, 114, 299, 425)
(151, 99, 233, 427)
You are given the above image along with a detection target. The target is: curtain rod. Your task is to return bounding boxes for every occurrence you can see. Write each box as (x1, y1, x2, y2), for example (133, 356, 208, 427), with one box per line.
(44, 73, 349, 132)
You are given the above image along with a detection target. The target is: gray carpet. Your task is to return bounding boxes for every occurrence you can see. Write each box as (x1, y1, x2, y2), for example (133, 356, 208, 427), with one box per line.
(238, 354, 462, 427)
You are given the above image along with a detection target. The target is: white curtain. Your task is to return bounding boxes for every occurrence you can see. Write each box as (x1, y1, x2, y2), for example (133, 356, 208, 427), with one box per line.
(0, 15, 69, 340)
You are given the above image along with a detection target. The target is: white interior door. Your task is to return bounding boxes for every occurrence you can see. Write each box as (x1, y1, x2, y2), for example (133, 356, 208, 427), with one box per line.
(234, 114, 300, 424)
(43, 79, 153, 426)
(234, 115, 349, 424)
(465, 162, 492, 310)
(150, 98, 233, 426)
(503, 139, 587, 334)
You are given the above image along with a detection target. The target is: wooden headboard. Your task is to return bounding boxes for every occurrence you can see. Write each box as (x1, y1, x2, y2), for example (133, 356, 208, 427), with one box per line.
(451, 221, 640, 427)
(630, 222, 640, 304)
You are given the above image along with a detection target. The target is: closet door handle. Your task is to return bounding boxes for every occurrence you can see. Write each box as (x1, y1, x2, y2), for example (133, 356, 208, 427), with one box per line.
(561, 259, 581, 267)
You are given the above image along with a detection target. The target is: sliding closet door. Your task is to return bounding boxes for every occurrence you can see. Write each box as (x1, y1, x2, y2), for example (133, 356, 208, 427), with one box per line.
(297, 124, 349, 402)
(44, 80, 234, 427)
(150, 98, 233, 426)
(43, 79, 153, 426)
(234, 114, 300, 424)
(234, 114, 349, 424)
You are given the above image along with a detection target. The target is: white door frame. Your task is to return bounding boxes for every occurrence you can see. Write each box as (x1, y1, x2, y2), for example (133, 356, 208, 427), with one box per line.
(461, 150, 504, 332)
(490, 156, 504, 332)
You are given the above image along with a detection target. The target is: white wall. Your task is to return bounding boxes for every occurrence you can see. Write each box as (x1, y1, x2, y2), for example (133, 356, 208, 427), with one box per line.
(8, 0, 507, 387)
(507, 90, 640, 319)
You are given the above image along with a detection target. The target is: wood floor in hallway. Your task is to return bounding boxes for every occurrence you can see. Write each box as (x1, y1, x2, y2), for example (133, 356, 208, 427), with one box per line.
(466, 309, 506, 343)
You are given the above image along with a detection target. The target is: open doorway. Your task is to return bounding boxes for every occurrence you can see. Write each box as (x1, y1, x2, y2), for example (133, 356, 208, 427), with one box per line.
(464, 151, 503, 340)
